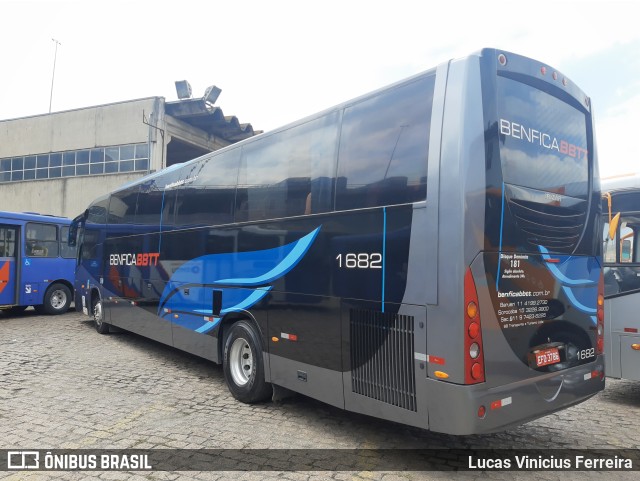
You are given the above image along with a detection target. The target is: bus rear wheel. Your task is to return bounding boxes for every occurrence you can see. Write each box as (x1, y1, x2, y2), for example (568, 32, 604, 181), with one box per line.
(41, 283, 71, 315)
(223, 320, 272, 403)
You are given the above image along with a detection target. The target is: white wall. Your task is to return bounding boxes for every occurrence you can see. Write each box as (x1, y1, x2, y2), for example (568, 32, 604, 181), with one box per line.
(0, 173, 144, 218)
(0, 98, 160, 157)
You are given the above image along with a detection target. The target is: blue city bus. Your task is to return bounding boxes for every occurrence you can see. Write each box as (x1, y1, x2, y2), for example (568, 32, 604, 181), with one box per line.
(72, 49, 604, 434)
(0, 211, 76, 315)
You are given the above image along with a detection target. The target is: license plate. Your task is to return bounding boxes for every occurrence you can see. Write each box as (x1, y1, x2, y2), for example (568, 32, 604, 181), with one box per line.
(535, 347, 560, 367)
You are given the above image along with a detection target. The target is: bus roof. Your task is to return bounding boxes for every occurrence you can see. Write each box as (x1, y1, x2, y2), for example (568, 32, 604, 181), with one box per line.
(601, 174, 640, 194)
(0, 211, 71, 224)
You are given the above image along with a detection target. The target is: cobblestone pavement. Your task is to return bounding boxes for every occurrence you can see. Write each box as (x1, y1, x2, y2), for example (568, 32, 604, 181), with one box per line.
(1, 309, 639, 481)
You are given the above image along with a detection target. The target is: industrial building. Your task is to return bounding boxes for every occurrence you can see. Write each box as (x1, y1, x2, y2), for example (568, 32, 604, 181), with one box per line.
(0, 87, 258, 219)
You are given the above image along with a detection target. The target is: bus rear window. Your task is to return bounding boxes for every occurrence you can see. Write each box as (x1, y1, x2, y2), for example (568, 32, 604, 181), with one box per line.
(497, 77, 589, 199)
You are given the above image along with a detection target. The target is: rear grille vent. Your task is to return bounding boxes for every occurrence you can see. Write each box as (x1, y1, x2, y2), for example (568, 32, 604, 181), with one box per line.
(350, 308, 416, 412)
(507, 198, 586, 254)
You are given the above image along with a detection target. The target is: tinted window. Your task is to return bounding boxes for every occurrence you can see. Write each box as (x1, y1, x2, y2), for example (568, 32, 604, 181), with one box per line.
(60, 226, 77, 258)
(136, 182, 164, 225)
(87, 196, 110, 225)
(81, 228, 100, 261)
(175, 150, 241, 227)
(336, 75, 434, 210)
(236, 113, 338, 221)
(498, 77, 589, 198)
(109, 187, 138, 224)
(26, 223, 59, 257)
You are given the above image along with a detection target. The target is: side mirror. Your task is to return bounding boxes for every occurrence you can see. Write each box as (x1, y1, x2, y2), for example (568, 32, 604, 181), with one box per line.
(609, 212, 620, 240)
(68, 212, 86, 247)
(603, 192, 620, 240)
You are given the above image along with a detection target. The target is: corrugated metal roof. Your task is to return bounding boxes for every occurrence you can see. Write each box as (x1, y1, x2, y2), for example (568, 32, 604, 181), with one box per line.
(165, 99, 259, 142)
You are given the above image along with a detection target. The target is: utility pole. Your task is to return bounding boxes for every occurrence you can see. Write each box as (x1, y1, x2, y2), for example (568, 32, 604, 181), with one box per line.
(49, 38, 61, 113)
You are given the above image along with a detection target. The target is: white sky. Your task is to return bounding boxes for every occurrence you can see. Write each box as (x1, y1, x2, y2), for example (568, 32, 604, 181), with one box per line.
(1, 0, 638, 178)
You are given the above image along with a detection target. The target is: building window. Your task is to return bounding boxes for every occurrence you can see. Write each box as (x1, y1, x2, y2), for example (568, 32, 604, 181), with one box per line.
(0, 143, 150, 183)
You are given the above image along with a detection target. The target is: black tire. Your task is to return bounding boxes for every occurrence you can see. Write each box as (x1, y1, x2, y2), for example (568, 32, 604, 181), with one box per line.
(93, 296, 110, 334)
(42, 283, 71, 315)
(223, 320, 272, 403)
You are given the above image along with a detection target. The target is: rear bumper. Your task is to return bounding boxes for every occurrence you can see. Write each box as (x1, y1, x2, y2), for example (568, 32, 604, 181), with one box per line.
(425, 356, 605, 435)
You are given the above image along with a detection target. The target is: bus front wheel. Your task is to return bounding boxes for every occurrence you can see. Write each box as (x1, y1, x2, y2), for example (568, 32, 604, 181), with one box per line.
(41, 283, 71, 315)
(223, 320, 272, 403)
(93, 297, 109, 334)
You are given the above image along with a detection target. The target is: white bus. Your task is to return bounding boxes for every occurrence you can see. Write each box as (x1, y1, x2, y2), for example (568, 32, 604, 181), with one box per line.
(602, 175, 640, 380)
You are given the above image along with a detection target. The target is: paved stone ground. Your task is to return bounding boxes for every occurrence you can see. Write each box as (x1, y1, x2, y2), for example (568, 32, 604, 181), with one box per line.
(1, 309, 639, 481)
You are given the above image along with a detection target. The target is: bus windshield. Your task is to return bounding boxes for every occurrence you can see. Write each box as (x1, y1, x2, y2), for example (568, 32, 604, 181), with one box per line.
(498, 77, 589, 199)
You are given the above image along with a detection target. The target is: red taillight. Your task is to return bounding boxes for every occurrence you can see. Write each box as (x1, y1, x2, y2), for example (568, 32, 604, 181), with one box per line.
(465, 268, 485, 384)
(596, 271, 604, 355)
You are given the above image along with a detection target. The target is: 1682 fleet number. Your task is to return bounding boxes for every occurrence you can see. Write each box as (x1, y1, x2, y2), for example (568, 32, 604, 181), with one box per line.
(335, 253, 382, 269)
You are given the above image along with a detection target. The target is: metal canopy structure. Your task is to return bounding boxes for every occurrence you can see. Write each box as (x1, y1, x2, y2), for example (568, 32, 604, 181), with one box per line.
(165, 99, 259, 142)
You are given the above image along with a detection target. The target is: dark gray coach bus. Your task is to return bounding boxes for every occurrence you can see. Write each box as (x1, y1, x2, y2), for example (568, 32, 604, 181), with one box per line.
(71, 49, 604, 435)
(602, 175, 640, 381)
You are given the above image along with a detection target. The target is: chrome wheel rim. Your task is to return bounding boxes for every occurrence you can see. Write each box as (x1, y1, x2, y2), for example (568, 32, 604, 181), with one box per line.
(229, 337, 253, 386)
(94, 301, 103, 326)
(50, 289, 67, 310)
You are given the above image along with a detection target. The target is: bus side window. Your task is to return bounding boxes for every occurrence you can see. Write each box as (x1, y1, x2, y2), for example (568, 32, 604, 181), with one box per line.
(26, 222, 58, 257)
(0, 227, 15, 257)
(604, 215, 640, 296)
(236, 113, 338, 222)
(335, 75, 434, 211)
(619, 223, 637, 263)
(60, 226, 77, 259)
(602, 219, 616, 263)
(0, 228, 6, 257)
(175, 153, 240, 228)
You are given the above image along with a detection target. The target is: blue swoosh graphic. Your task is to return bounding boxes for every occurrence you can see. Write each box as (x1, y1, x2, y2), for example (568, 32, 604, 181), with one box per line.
(537, 245, 599, 325)
(216, 227, 321, 285)
(159, 227, 321, 333)
(538, 246, 596, 286)
(562, 286, 597, 314)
